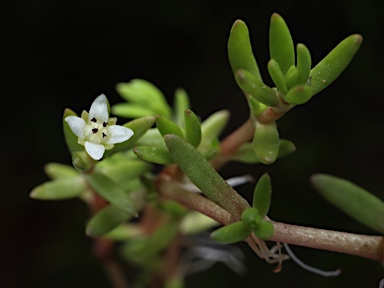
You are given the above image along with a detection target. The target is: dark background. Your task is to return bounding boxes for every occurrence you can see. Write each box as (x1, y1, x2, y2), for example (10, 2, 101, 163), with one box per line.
(4, 0, 384, 287)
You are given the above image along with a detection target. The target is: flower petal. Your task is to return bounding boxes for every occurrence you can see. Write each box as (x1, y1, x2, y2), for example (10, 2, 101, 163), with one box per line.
(105, 125, 134, 144)
(65, 116, 86, 138)
(85, 141, 105, 160)
(89, 94, 109, 123)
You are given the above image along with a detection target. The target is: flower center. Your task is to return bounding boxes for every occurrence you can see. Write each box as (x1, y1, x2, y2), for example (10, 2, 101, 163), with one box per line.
(84, 117, 110, 144)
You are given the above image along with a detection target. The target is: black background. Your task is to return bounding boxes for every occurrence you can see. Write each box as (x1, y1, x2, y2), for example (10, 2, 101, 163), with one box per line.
(4, 0, 384, 287)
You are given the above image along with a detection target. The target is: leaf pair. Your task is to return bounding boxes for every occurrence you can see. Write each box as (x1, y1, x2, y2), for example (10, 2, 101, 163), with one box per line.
(211, 174, 274, 243)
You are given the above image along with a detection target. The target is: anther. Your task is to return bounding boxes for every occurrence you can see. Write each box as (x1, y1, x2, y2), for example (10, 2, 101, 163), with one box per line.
(92, 128, 98, 134)
(102, 132, 107, 138)
(91, 118, 97, 122)
(103, 122, 108, 127)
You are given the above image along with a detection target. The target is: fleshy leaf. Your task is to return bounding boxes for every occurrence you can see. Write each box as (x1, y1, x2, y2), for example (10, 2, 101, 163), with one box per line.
(44, 163, 78, 179)
(252, 173, 272, 218)
(230, 139, 295, 163)
(241, 208, 262, 229)
(96, 159, 152, 183)
(86, 204, 133, 237)
(235, 69, 280, 107)
(174, 88, 190, 128)
(111, 103, 156, 118)
(285, 65, 299, 90)
(156, 115, 184, 138)
(211, 222, 252, 243)
(310, 34, 362, 96)
(85, 171, 137, 215)
(284, 85, 313, 105)
(63, 108, 83, 154)
(116, 79, 172, 118)
(296, 43, 312, 85)
(165, 134, 249, 216)
(133, 146, 174, 164)
(199, 110, 230, 158)
(72, 151, 94, 171)
(252, 121, 280, 165)
(311, 174, 384, 234)
(179, 211, 219, 235)
(228, 20, 262, 81)
(184, 109, 202, 147)
(269, 13, 295, 75)
(105, 116, 155, 156)
(267, 59, 288, 93)
(30, 176, 87, 200)
(253, 220, 274, 240)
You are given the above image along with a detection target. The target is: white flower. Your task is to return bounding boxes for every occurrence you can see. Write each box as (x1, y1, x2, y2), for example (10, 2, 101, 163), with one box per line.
(65, 94, 134, 160)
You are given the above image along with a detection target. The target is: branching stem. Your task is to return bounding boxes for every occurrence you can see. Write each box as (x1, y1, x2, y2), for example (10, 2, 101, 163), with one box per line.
(157, 175, 384, 263)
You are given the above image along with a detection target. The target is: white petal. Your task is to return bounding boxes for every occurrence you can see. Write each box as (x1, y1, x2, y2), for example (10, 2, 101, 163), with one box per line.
(85, 141, 105, 160)
(65, 116, 86, 138)
(105, 125, 134, 144)
(89, 94, 109, 123)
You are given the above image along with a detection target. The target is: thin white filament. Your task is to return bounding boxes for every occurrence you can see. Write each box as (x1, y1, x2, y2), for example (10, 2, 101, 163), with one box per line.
(283, 243, 341, 277)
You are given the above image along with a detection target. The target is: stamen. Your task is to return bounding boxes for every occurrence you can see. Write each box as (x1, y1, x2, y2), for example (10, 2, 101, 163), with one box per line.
(103, 122, 108, 127)
(91, 118, 97, 122)
(92, 128, 98, 134)
(102, 132, 107, 138)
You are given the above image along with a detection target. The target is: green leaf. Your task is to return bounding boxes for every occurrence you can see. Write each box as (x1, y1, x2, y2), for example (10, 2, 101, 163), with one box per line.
(235, 69, 280, 107)
(269, 13, 295, 75)
(44, 163, 78, 179)
(267, 59, 288, 93)
(277, 139, 296, 158)
(30, 176, 87, 200)
(284, 85, 313, 105)
(111, 103, 156, 118)
(133, 146, 174, 164)
(199, 110, 230, 158)
(116, 79, 172, 118)
(85, 171, 138, 215)
(296, 43, 312, 85)
(96, 159, 152, 183)
(285, 65, 299, 90)
(311, 174, 384, 234)
(184, 109, 202, 147)
(230, 139, 295, 163)
(252, 173, 272, 218)
(165, 134, 249, 216)
(247, 96, 268, 117)
(252, 121, 280, 165)
(241, 208, 262, 228)
(156, 115, 184, 138)
(310, 34, 362, 96)
(86, 205, 133, 237)
(211, 222, 251, 243)
(63, 108, 83, 155)
(105, 116, 155, 156)
(72, 151, 94, 171)
(179, 211, 219, 235)
(228, 20, 262, 81)
(174, 88, 190, 128)
(253, 220, 274, 240)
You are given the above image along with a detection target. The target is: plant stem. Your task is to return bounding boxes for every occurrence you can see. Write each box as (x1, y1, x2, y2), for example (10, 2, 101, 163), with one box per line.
(271, 221, 384, 262)
(158, 176, 384, 263)
(210, 118, 254, 170)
